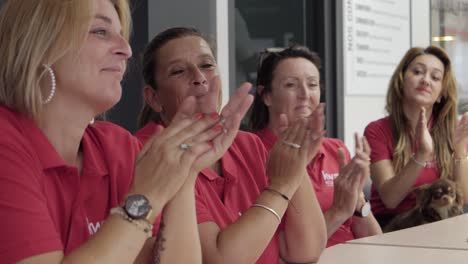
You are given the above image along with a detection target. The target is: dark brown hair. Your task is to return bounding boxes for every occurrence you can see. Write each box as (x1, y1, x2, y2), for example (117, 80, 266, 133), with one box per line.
(248, 45, 322, 131)
(138, 27, 213, 128)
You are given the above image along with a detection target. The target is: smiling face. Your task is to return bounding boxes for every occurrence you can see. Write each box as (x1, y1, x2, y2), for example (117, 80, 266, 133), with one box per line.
(52, 0, 132, 115)
(402, 54, 445, 108)
(263, 57, 320, 123)
(152, 36, 221, 124)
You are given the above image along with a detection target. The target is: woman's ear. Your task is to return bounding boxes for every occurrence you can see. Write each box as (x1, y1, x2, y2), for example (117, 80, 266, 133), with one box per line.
(258, 85, 272, 107)
(143, 85, 162, 112)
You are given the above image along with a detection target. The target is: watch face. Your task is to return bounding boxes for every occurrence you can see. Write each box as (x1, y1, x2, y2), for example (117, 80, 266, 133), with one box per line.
(124, 194, 151, 220)
(361, 202, 371, 217)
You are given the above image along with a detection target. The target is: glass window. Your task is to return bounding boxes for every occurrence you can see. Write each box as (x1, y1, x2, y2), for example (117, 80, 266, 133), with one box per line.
(431, 0, 468, 112)
(232, 0, 310, 89)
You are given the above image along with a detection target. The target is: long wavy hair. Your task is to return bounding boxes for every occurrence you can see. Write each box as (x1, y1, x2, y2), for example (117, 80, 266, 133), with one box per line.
(386, 46, 458, 179)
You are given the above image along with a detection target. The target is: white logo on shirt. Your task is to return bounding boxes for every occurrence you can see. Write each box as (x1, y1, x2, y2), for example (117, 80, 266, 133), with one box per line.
(86, 217, 104, 235)
(321, 171, 339, 187)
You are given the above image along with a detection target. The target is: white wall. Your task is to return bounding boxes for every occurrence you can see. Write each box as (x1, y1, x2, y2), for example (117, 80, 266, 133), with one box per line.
(343, 0, 430, 151)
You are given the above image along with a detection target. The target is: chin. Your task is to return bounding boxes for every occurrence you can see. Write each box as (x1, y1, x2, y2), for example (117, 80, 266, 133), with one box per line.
(97, 92, 122, 113)
(295, 112, 312, 119)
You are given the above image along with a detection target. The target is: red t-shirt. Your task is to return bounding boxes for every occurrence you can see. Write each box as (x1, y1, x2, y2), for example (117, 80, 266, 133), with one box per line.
(134, 121, 164, 145)
(135, 122, 280, 263)
(0, 106, 141, 263)
(255, 128, 353, 247)
(364, 117, 439, 216)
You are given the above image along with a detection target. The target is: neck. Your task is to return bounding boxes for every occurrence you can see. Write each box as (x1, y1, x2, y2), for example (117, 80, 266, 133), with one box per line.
(38, 101, 95, 168)
(210, 160, 223, 177)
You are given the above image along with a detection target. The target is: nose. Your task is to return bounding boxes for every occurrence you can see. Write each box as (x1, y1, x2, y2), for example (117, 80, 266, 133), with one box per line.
(191, 67, 208, 86)
(113, 34, 133, 60)
(420, 73, 430, 86)
(298, 82, 309, 98)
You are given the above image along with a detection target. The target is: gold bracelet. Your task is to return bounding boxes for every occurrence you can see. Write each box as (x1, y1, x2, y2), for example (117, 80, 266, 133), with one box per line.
(110, 207, 153, 238)
(252, 203, 281, 223)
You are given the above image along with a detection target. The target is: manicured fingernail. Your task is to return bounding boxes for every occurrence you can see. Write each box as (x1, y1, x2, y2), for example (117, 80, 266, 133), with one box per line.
(212, 124, 223, 131)
(195, 113, 204, 119)
(210, 112, 220, 120)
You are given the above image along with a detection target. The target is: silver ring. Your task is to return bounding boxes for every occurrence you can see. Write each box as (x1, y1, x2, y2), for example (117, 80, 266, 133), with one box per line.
(180, 143, 191, 150)
(219, 116, 226, 124)
(282, 140, 301, 149)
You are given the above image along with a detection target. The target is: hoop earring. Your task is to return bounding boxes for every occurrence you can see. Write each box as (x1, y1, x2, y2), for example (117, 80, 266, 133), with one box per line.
(42, 64, 56, 104)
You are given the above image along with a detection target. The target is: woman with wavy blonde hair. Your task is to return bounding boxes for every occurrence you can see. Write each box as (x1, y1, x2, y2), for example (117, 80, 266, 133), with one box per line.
(364, 45, 468, 227)
(0, 1, 255, 263)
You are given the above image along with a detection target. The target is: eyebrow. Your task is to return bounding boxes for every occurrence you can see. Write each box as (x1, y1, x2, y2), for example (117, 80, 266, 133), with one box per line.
(95, 14, 112, 24)
(166, 53, 215, 67)
(413, 62, 443, 73)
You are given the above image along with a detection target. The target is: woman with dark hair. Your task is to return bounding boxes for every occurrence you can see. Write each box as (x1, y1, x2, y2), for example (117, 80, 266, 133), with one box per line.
(135, 27, 327, 264)
(364, 45, 468, 227)
(0, 1, 238, 263)
(249, 46, 381, 247)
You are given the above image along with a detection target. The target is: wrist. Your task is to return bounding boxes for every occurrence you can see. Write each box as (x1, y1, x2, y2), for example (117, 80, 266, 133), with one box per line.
(353, 197, 371, 218)
(453, 149, 467, 159)
(328, 206, 350, 223)
(355, 193, 366, 211)
(125, 189, 164, 223)
(268, 182, 296, 199)
(414, 151, 431, 163)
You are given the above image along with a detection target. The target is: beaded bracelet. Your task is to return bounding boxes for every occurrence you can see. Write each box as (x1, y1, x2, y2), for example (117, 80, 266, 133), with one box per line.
(110, 207, 153, 238)
(411, 155, 426, 167)
(453, 152, 468, 165)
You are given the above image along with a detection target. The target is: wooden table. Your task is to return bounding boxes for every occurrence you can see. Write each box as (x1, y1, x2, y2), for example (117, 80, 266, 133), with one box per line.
(317, 243, 468, 264)
(347, 214, 468, 250)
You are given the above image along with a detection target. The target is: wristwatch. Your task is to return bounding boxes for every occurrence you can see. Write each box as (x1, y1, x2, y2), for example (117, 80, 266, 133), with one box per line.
(123, 194, 153, 221)
(354, 199, 371, 218)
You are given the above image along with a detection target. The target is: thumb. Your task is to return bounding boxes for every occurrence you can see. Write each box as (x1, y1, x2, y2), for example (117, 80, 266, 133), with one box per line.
(278, 113, 289, 134)
(171, 96, 197, 124)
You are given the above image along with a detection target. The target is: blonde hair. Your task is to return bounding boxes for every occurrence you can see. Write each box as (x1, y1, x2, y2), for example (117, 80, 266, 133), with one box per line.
(0, 0, 131, 119)
(386, 46, 458, 179)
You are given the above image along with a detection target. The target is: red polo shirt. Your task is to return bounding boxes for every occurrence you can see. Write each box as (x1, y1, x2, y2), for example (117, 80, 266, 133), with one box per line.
(135, 122, 280, 263)
(364, 117, 439, 216)
(134, 121, 164, 145)
(255, 128, 353, 247)
(0, 106, 141, 263)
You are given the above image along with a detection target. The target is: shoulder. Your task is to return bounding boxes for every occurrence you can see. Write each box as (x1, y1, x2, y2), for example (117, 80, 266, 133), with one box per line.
(86, 121, 142, 156)
(322, 137, 347, 150)
(320, 137, 350, 159)
(364, 117, 394, 141)
(0, 107, 38, 161)
(134, 122, 164, 145)
(232, 131, 267, 153)
(364, 117, 392, 133)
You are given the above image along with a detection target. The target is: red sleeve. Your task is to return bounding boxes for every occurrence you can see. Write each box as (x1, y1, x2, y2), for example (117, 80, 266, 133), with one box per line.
(364, 119, 393, 163)
(0, 144, 62, 263)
